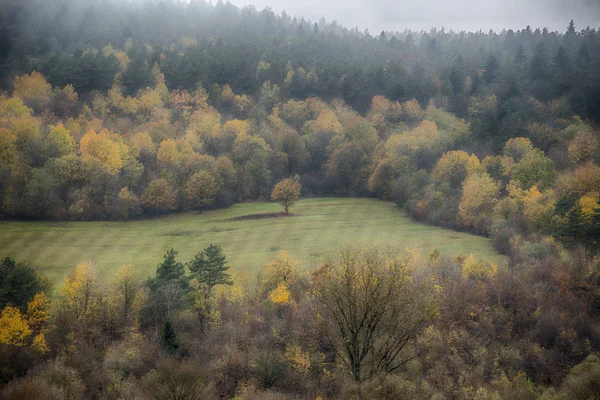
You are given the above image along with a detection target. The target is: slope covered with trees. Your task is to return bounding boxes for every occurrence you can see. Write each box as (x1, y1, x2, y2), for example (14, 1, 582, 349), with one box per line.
(1, 0, 600, 398)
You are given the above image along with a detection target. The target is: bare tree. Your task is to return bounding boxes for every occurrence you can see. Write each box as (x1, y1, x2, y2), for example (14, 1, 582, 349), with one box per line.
(311, 245, 435, 382)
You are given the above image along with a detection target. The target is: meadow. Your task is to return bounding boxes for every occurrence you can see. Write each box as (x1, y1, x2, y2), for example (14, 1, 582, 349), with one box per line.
(0, 198, 502, 286)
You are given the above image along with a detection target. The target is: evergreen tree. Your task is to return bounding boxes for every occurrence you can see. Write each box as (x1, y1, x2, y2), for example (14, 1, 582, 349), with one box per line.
(483, 54, 500, 84)
(188, 245, 232, 293)
(566, 20, 576, 36)
(161, 320, 179, 355)
(148, 249, 188, 291)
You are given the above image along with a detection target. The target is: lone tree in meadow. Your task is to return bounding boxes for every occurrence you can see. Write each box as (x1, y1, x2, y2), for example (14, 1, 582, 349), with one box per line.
(271, 177, 302, 214)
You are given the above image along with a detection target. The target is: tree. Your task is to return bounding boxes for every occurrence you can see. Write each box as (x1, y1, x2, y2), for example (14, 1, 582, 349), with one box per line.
(46, 122, 75, 158)
(79, 129, 125, 175)
(433, 150, 481, 190)
(0, 258, 51, 311)
(12, 72, 52, 113)
(459, 173, 500, 233)
(311, 245, 435, 382)
(57, 263, 102, 326)
(142, 178, 178, 213)
(148, 249, 187, 292)
(483, 54, 500, 84)
(504, 137, 534, 162)
(161, 320, 179, 355)
(188, 245, 232, 292)
(271, 177, 302, 214)
(110, 264, 141, 324)
(185, 170, 220, 211)
(512, 149, 557, 189)
(188, 245, 232, 330)
(0, 305, 31, 347)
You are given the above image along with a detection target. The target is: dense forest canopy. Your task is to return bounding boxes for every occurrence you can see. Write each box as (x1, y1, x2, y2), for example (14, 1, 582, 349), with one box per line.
(1, 0, 600, 399)
(1, 0, 599, 119)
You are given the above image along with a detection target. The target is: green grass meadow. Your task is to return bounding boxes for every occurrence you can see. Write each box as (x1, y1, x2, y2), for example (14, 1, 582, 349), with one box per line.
(0, 198, 502, 286)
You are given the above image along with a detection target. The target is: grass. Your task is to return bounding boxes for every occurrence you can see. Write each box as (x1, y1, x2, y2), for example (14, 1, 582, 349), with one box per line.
(0, 198, 503, 287)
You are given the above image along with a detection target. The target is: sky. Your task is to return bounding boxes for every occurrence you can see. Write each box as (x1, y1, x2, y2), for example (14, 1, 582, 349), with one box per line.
(227, 0, 600, 33)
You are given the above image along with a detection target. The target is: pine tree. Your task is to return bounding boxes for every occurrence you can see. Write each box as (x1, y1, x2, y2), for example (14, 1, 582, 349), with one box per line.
(188, 245, 232, 293)
(567, 20, 576, 36)
(148, 249, 188, 291)
(161, 320, 179, 355)
(483, 55, 500, 84)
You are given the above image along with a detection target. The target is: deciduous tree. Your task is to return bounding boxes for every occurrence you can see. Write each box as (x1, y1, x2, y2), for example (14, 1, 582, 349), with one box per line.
(311, 245, 434, 382)
(271, 177, 302, 214)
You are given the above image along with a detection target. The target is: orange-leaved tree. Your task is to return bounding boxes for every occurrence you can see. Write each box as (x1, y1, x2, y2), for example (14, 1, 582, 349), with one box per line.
(271, 177, 301, 214)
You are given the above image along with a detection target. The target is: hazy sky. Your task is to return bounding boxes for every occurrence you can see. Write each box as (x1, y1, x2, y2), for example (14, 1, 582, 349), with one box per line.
(227, 0, 600, 33)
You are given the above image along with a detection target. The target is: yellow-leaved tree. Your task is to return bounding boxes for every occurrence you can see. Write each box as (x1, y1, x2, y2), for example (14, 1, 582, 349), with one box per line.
(271, 177, 302, 214)
(459, 173, 500, 233)
(433, 150, 481, 189)
(0, 305, 31, 347)
(58, 263, 102, 326)
(12, 71, 52, 112)
(0, 292, 52, 353)
(315, 109, 342, 134)
(80, 129, 127, 175)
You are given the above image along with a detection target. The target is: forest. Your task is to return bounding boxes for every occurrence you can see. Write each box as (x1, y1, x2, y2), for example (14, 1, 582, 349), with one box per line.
(1, 0, 600, 398)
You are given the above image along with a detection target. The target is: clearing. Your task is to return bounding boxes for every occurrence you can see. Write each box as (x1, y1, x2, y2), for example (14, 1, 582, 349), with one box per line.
(0, 198, 502, 286)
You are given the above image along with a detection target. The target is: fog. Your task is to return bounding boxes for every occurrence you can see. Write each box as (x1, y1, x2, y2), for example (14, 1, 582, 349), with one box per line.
(227, 0, 600, 33)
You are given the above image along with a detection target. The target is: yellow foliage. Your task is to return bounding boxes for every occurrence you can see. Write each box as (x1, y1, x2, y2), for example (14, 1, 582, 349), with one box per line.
(433, 150, 481, 187)
(315, 109, 342, 134)
(269, 283, 291, 304)
(31, 333, 49, 353)
(389, 120, 441, 155)
(0, 305, 32, 346)
(402, 99, 425, 122)
(128, 132, 156, 159)
(12, 71, 52, 110)
(265, 251, 299, 287)
(0, 97, 31, 118)
(137, 88, 163, 116)
(579, 193, 599, 217)
(156, 138, 194, 169)
(80, 129, 126, 174)
(58, 263, 100, 322)
(271, 178, 302, 213)
(26, 292, 52, 332)
(220, 84, 235, 103)
(103, 44, 130, 69)
(10, 116, 41, 142)
(284, 344, 311, 373)
(179, 36, 198, 47)
(461, 254, 497, 280)
(222, 119, 250, 138)
(459, 173, 500, 231)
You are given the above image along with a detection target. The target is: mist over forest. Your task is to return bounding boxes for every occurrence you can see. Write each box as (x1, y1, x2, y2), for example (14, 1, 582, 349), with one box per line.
(1, 1, 600, 399)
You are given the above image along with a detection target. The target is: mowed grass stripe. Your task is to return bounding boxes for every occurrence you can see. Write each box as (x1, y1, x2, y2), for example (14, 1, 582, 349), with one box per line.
(0, 198, 503, 287)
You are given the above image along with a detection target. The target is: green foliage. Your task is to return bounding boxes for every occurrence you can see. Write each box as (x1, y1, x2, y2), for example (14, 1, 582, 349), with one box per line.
(0, 257, 51, 311)
(512, 149, 557, 189)
(188, 245, 233, 292)
(161, 320, 179, 355)
(148, 249, 188, 292)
